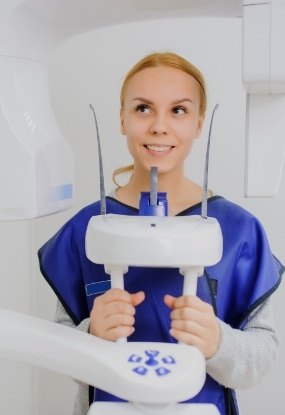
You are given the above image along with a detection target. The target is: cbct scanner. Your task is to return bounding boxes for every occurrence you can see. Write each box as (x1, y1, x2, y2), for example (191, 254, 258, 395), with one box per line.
(0, 1, 285, 414)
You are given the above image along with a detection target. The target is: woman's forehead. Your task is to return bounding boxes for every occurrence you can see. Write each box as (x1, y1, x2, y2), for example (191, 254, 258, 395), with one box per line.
(124, 66, 201, 102)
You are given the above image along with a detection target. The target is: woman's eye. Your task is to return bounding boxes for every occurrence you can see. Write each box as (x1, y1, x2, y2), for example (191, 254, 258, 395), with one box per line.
(136, 104, 150, 113)
(173, 106, 188, 115)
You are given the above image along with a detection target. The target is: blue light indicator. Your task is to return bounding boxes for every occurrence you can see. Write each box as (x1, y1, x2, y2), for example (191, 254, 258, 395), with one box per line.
(53, 183, 73, 200)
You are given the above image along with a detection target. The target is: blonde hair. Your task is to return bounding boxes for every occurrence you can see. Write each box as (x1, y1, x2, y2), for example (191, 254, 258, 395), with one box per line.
(113, 51, 207, 187)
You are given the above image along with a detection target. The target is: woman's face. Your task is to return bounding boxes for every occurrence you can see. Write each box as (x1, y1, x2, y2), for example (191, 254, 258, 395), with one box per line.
(120, 66, 204, 177)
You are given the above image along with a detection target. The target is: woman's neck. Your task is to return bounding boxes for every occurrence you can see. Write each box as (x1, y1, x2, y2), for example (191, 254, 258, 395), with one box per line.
(115, 170, 205, 216)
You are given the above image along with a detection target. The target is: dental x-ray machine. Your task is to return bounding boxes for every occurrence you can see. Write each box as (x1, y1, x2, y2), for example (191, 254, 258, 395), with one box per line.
(1, 0, 285, 221)
(0, 1, 285, 414)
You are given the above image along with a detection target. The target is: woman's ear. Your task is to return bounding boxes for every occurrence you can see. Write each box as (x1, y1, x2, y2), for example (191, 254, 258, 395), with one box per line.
(120, 108, 126, 135)
(195, 113, 206, 139)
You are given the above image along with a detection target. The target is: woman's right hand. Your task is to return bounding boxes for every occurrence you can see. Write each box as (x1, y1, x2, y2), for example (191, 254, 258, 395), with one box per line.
(89, 288, 145, 341)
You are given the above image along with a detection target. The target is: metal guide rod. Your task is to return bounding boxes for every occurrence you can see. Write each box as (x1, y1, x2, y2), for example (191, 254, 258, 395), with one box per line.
(89, 104, 106, 215)
(201, 104, 219, 219)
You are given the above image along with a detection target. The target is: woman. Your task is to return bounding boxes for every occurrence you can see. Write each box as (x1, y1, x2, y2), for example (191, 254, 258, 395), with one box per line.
(38, 52, 283, 415)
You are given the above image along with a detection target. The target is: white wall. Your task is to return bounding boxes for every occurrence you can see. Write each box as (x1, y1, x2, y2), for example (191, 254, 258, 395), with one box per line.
(0, 221, 35, 414)
(1, 17, 284, 414)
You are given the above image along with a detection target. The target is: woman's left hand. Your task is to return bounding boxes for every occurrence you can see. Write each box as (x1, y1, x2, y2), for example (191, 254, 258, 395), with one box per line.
(164, 294, 221, 359)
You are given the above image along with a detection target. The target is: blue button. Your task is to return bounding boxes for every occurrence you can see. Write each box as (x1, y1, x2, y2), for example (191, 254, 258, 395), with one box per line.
(162, 355, 176, 364)
(156, 367, 171, 376)
(145, 350, 159, 357)
(133, 366, 148, 376)
(145, 357, 159, 366)
(128, 354, 142, 363)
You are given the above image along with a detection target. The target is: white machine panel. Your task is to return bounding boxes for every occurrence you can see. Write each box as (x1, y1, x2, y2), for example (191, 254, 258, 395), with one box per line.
(0, 309, 207, 405)
(88, 402, 220, 415)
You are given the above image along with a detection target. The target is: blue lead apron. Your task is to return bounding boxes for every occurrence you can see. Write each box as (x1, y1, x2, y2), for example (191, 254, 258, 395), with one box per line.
(38, 196, 284, 415)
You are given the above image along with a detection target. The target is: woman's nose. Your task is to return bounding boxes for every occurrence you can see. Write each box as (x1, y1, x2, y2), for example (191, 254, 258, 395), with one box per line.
(149, 114, 168, 135)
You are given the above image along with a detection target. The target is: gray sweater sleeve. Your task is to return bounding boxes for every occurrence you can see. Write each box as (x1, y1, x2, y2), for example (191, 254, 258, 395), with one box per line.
(206, 299, 279, 389)
(54, 297, 279, 415)
(54, 302, 90, 415)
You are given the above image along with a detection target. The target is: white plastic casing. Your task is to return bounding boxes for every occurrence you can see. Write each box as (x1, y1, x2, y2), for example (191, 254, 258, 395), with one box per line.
(89, 402, 220, 415)
(0, 0, 78, 220)
(0, 57, 73, 220)
(243, 0, 285, 94)
(242, 0, 285, 197)
(86, 214, 223, 268)
(245, 94, 285, 197)
(0, 310, 207, 405)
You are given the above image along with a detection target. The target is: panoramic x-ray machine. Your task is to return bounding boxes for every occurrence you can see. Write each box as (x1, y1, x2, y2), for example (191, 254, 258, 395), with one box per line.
(1, 1, 285, 414)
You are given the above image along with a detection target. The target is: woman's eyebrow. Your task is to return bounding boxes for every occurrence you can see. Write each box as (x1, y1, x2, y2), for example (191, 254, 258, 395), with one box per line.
(172, 98, 194, 105)
(132, 97, 194, 105)
(132, 97, 153, 104)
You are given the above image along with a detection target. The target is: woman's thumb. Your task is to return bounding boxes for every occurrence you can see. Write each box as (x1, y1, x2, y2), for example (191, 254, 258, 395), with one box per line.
(131, 291, 145, 306)
(164, 294, 176, 309)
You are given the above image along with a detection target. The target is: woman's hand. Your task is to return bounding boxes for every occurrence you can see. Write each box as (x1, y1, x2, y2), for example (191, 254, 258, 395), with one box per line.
(164, 294, 220, 358)
(89, 288, 145, 341)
